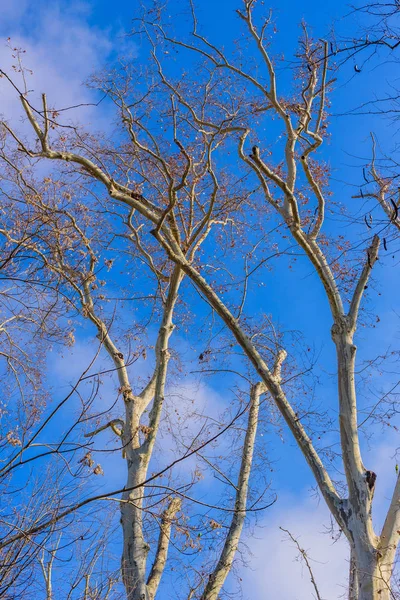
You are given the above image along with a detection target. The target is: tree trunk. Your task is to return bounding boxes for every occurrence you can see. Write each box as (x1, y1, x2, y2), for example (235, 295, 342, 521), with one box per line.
(121, 459, 149, 600)
(331, 323, 393, 599)
(120, 268, 182, 600)
(352, 542, 391, 600)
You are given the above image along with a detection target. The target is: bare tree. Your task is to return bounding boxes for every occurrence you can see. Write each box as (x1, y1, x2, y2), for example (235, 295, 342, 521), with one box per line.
(0, 111, 268, 599)
(2, 1, 400, 598)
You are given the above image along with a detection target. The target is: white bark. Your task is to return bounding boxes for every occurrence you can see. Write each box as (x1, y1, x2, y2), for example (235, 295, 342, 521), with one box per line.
(146, 497, 182, 600)
(199, 382, 263, 600)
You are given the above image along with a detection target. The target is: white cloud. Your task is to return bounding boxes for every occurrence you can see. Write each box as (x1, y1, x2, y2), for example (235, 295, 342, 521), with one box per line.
(240, 430, 400, 600)
(0, 1, 115, 128)
(242, 494, 349, 600)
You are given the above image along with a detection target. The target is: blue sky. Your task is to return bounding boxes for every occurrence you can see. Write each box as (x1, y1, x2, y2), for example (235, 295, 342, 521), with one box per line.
(1, 1, 400, 598)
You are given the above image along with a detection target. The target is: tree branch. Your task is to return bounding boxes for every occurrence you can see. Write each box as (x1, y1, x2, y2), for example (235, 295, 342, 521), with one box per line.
(348, 235, 380, 332)
(84, 419, 125, 438)
(199, 381, 264, 600)
(146, 497, 181, 600)
(379, 472, 400, 565)
(151, 230, 345, 531)
(280, 527, 322, 600)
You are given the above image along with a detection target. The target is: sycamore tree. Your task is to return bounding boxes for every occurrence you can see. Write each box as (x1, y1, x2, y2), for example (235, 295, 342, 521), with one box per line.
(1, 1, 400, 599)
(0, 41, 272, 600)
(0, 142, 270, 599)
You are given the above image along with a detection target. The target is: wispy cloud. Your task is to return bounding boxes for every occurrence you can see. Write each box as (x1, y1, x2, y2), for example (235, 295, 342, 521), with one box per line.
(0, 1, 115, 126)
(241, 432, 400, 600)
(242, 494, 348, 600)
